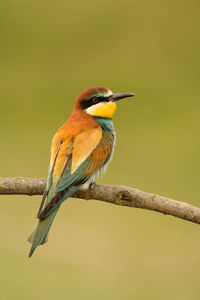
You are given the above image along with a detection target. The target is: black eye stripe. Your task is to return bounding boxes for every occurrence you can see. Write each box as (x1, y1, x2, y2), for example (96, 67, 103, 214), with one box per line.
(80, 96, 108, 109)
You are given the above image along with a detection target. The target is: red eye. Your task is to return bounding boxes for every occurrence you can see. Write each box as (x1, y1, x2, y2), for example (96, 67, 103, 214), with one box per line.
(92, 97, 99, 103)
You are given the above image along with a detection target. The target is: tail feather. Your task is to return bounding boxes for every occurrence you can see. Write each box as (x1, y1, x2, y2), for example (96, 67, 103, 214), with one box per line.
(28, 207, 59, 257)
(28, 186, 81, 257)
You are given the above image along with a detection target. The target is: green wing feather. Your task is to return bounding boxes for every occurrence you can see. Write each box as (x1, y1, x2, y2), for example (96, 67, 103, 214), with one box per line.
(28, 121, 114, 257)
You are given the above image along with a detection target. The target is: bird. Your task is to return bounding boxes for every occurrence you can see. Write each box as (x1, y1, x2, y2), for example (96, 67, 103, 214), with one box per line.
(28, 86, 135, 257)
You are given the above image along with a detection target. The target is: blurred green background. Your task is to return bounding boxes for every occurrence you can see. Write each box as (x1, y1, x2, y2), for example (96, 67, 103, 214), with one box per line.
(0, 0, 200, 299)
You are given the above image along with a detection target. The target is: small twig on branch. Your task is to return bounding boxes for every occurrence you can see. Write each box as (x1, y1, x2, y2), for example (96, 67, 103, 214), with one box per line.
(0, 177, 199, 225)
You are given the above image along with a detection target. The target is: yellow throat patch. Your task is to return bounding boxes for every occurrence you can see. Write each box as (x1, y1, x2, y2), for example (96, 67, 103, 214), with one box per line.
(86, 101, 117, 118)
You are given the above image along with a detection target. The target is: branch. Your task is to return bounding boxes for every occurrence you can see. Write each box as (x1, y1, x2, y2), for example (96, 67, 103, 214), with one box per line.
(0, 177, 200, 225)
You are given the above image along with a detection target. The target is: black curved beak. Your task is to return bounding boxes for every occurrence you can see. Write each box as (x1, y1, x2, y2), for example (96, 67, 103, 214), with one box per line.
(108, 92, 135, 102)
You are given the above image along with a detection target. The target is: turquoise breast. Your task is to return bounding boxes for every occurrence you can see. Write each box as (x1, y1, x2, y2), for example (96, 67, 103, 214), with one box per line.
(94, 117, 115, 135)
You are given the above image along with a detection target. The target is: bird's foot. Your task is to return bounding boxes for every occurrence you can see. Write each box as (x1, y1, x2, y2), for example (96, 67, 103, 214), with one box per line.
(79, 181, 96, 191)
(89, 181, 96, 191)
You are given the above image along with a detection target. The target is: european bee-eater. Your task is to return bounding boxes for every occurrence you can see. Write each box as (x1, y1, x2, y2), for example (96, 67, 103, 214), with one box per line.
(28, 86, 135, 257)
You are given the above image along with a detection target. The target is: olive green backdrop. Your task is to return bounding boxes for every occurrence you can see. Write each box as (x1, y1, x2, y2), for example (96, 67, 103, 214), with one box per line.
(0, 0, 200, 299)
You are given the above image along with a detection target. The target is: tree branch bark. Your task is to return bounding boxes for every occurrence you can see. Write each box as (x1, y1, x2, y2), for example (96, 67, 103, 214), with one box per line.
(0, 177, 199, 225)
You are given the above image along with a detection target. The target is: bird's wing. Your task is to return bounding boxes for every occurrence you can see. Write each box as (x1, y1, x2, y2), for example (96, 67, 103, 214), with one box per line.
(57, 128, 114, 192)
(36, 133, 73, 218)
(71, 128, 102, 174)
(37, 126, 106, 219)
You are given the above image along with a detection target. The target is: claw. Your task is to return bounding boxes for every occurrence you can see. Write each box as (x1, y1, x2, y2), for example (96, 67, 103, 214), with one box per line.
(89, 181, 96, 191)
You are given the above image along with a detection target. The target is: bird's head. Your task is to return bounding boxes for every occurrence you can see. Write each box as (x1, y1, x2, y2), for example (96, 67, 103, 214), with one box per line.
(74, 86, 135, 119)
